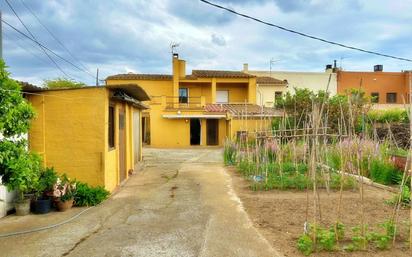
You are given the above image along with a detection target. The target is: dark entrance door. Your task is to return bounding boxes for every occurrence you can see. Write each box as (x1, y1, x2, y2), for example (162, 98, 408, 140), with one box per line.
(118, 105, 127, 183)
(206, 119, 219, 145)
(190, 119, 201, 145)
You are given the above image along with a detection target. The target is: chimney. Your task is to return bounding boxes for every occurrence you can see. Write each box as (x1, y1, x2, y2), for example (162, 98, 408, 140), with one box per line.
(325, 64, 333, 73)
(374, 65, 383, 72)
(243, 63, 249, 72)
(172, 53, 186, 78)
(178, 59, 186, 77)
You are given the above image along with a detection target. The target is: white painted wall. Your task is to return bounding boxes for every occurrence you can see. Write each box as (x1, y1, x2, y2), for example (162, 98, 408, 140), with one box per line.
(246, 69, 338, 106)
(0, 133, 27, 218)
(257, 84, 287, 107)
(0, 178, 17, 218)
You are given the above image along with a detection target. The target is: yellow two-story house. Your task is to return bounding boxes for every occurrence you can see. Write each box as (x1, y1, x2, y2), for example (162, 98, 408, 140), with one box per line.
(106, 54, 279, 147)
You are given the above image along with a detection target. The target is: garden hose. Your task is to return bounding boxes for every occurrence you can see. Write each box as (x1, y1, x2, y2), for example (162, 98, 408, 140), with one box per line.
(0, 206, 94, 238)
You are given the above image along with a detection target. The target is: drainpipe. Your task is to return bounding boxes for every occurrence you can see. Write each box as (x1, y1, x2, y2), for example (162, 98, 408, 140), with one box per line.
(42, 95, 47, 166)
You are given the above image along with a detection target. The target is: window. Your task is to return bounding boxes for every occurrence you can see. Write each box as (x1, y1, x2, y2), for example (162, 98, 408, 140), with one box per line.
(371, 92, 379, 103)
(274, 91, 282, 102)
(108, 105, 115, 149)
(216, 90, 229, 103)
(386, 93, 397, 103)
(179, 88, 188, 103)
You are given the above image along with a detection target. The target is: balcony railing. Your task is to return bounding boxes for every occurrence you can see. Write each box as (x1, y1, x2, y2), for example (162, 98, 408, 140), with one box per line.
(147, 96, 206, 110)
(165, 96, 204, 109)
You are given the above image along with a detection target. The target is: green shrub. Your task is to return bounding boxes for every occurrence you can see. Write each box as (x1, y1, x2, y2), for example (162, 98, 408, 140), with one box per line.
(74, 182, 109, 206)
(387, 185, 411, 206)
(369, 159, 399, 185)
(367, 109, 408, 124)
(224, 139, 237, 165)
(37, 167, 59, 193)
(297, 234, 314, 256)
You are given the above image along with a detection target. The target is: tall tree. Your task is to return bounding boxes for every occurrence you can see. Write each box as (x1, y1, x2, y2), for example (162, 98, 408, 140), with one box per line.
(43, 77, 85, 89)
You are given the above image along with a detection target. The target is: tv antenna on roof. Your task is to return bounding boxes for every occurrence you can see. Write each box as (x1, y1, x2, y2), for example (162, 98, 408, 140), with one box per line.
(269, 58, 281, 77)
(170, 42, 180, 54)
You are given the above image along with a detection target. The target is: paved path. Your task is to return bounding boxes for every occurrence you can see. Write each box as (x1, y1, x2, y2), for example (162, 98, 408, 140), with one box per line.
(0, 148, 280, 257)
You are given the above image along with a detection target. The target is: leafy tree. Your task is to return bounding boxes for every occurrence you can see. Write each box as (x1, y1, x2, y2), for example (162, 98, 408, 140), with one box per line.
(0, 60, 39, 200)
(0, 63, 35, 136)
(274, 87, 369, 133)
(43, 77, 85, 89)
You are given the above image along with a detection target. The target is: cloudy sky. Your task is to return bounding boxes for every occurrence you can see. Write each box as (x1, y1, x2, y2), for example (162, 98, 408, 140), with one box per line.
(2, 0, 412, 85)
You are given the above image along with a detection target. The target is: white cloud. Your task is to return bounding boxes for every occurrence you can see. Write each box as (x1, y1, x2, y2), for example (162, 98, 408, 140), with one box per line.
(1, 0, 411, 85)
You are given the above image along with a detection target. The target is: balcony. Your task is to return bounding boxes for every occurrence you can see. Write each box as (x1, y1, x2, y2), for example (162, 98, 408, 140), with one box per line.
(148, 96, 206, 110)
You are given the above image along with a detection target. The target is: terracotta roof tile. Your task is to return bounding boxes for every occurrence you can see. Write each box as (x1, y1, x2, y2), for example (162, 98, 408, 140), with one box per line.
(106, 74, 173, 81)
(256, 76, 287, 85)
(192, 70, 255, 78)
(205, 104, 282, 117)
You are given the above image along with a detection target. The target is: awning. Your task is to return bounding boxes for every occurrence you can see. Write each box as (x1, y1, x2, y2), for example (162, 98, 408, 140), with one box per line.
(106, 83, 150, 101)
(162, 114, 226, 119)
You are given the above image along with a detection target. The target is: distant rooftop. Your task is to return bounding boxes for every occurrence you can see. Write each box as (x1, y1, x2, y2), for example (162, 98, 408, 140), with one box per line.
(106, 73, 173, 81)
(205, 103, 281, 117)
(107, 69, 255, 81)
(191, 70, 254, 78)
(256, 76, 287, 85)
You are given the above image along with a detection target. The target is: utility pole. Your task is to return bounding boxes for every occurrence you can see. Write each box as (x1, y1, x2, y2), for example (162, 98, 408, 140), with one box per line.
(96, 68, 99, 86)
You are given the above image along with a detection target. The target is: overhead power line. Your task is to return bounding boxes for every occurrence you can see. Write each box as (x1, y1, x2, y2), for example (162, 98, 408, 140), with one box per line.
(4, 0, 72, 78)
(20, 0, 92, 73)
(4, 30, 50, 66)
(2, 19, 96, 80)
(200, 0, 412, 63)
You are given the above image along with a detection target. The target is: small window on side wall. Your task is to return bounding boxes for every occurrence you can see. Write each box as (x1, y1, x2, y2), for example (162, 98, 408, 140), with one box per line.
(274, 91, 282, 103)
(179, 88, 188, 103)
(386, 93, 397, 103)
(371, 92, 379, 103)
(108, 105, 115, 149)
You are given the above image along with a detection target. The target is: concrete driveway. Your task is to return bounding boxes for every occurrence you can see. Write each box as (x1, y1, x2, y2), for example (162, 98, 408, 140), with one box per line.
(0, 148, 280, 257)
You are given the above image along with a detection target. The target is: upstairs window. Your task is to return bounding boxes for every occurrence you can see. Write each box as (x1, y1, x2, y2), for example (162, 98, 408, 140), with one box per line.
(371, 92, 379, 103)
(108, 105, 115, 149)
(217, 90, 229, 103)
(386, 93, 397, 103)
(179, 88, 188, 103)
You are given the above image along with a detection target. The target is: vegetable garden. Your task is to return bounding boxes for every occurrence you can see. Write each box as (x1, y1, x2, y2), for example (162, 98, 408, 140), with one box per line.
(225, 88, 412, 256)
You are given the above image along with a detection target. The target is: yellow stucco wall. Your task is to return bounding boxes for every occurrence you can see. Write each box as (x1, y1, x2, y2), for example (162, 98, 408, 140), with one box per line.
(28, 88, 106, 187)
(28, 88, 142, 192)
(103, 97, 139, 192)
(229, 118, 272, 139)
(217, 83, 248, 103)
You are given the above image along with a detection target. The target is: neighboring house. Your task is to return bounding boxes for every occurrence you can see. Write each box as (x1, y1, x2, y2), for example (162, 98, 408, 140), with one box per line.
(106, 54, 280, 148)
(256, 76, 288, 107)
(243, 63, 338, 104)
(337, 65, 412, 108)
(22, 84, 150, 192)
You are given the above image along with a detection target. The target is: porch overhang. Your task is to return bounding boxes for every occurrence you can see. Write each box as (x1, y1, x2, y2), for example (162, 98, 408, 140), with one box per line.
(162, 114, 226, 119)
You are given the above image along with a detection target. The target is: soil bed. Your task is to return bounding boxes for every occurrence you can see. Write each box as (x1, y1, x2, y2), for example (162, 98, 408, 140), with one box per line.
(228, 167, 410, 257)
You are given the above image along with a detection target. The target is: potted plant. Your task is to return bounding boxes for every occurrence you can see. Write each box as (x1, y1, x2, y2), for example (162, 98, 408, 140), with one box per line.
(53, 175, 76, 212)
(33, 167, 58, 214)
(1, 149, 41, 216)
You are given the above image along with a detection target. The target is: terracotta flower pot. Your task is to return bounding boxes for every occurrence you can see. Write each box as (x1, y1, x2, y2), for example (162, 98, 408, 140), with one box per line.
(56, 198, 74, 212)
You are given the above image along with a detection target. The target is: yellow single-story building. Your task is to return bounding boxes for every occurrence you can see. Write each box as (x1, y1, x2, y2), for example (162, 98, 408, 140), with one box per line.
(23, 84, 149, 192)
